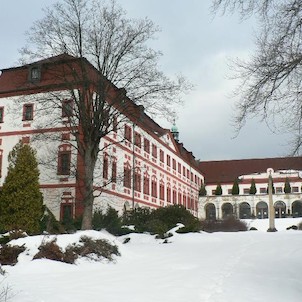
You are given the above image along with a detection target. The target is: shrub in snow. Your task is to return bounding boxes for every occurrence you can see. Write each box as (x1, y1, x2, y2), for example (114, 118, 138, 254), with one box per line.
(0, 244, 26, 266)
(68, 236, 120, 261)
(249, 227, 258, 231)
(123, 205, 201, 237)
(287, 225, 298, 230)
(122, 207, 152, 232)
(200, 217, 247, 232)
(93, 207, 132, 236)
(33, 236, 120, 264)
(0, 141, 43, 234)
(33, 239, 65, 262)
(39, 206, 65, 234)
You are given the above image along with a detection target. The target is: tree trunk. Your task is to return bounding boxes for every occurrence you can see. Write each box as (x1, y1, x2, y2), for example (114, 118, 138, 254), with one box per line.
(80, 147, 97, 230)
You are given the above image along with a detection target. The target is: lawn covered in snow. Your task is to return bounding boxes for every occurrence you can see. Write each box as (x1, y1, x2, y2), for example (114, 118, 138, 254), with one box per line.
(2, 218, 302, 302)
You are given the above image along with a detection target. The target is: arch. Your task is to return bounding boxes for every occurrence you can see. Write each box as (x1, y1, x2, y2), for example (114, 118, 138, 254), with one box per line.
(222, 202, 233, 219)
(205, 203, 216, 220)
(239, 202, 251, 219)
(274, 201, 286, 218)
(292, 200, 302, 217)
(256, 201, 268, 219)
(124, 201, 130, 211)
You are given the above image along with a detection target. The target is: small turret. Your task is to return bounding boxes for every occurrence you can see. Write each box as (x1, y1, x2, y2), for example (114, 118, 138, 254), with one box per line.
(171, 120, 179, 141)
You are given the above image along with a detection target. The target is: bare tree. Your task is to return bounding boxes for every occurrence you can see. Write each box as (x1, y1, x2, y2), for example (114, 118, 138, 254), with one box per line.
(212, 0, 302, 154)
(18, 0, 191, 229)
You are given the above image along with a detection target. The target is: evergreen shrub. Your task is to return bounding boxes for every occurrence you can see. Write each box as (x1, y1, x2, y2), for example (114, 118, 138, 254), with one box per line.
(0, 142, 43, 234)
(122, 205, 201, 237)
(200, 216, 247, 232)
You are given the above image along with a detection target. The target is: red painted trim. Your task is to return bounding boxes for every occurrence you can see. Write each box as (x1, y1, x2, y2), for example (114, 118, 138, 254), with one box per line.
(103, 135, 200, 192)
(0, 126, 77, 137)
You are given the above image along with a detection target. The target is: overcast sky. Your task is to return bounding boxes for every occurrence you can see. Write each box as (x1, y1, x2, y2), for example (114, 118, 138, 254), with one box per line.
(0, 0, 292, 161)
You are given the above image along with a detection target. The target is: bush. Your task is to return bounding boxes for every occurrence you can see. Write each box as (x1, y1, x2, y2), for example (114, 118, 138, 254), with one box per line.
(200, 217, 247, 232)
(33, 239, 65, 262)
(69, 236, 120, 261)
(93, 207, 131, 236)
(40, 206, 65, 234)
(122, 205, 201, 237)
(0, 230, 27, 245)
(122, 207, 151, 232)
(0, 244, 26, 265)
(33, 236, 120, 264)
(287, 225, 298, 230)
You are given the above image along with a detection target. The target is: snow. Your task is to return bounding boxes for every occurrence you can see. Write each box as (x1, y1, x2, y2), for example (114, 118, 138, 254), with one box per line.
(1, 218, 302, 302)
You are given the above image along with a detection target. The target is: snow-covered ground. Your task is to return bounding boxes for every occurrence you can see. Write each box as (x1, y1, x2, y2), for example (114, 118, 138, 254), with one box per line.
(2, 218, 302, 302)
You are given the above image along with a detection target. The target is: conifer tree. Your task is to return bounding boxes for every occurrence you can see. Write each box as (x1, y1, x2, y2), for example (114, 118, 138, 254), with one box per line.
(215, 183, 222, 196)
(199, 183, 207, 196)
(0, 141, 43, 234)
(231, 179, 239, 195)
(249, 178, 257, 195)
(284, 178, 291, 194)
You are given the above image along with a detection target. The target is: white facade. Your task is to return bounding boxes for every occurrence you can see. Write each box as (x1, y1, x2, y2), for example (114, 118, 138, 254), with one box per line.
(199, 168, 302, 220)
(0, 56, 203, 220)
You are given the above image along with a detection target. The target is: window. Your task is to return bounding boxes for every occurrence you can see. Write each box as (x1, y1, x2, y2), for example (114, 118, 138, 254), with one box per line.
(160, 150, 164, 163)
(103, 154, 109, 179)
(172, 159, 176, 170)
(123, 165, 131, 188)
(292, 186, 299, 193)
(23, 104, 33, 121)
(228, 189, 232, 195)
(113, 116, 118, 132)
(178, 163, 181, 174)
(0, 107, 3, 123)
(167, 155, 171, 167)
(58, 151, 71, 175)
(159, 182, 165, 200)
(124, 125, 132, 142)
(167, 185, 171, 203)
(62, 100, 74, 117)
(151, 177, 157, 197)
(243, 188, 249, 194)
(29, 66, 41, 82)
(144, 138, 150, 153)
(62, 133, 70, 141)
(276, 187, 282, 193)
(183, 166, 186, 176)
(260, 187, 266, 194)
(61, 203, 73, 222)
(134, 132, 141, 148)
(112, 160, 117, 183)
(134, 170, 141, 192)
(152, 144, 157, 158)
(173, 189, 177, 204)
(178, 192, 182, 205)
(143, 174, 150, 195)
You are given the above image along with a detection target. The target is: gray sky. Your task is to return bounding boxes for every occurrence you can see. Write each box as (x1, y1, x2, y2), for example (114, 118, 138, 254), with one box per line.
(0, 0, 291, 161)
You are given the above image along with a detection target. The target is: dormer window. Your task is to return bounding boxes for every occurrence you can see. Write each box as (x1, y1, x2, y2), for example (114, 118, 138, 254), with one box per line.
(29, 66, 41, 82)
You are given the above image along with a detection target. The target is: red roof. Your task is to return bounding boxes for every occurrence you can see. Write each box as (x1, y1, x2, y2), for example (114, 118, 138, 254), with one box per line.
(199, 157, 302, 184)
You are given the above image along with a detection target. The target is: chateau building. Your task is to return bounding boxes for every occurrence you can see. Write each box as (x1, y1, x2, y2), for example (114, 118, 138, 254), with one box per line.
(0, 54, 202, 221)
(198, 157, 302, 220)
